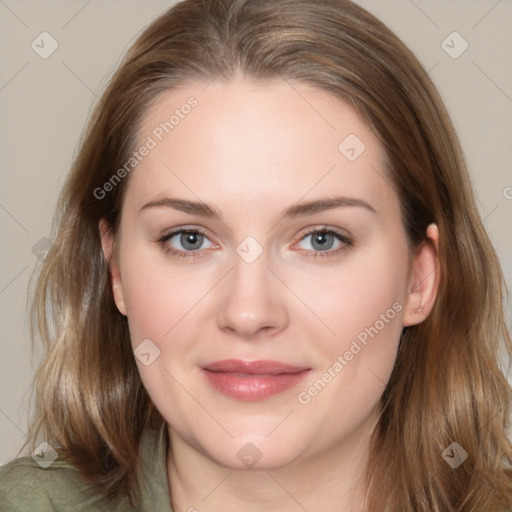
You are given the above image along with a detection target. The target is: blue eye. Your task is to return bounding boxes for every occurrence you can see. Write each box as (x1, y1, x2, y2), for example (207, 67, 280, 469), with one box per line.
(158, 228, 213, 258)
(296, 228, 353, 259)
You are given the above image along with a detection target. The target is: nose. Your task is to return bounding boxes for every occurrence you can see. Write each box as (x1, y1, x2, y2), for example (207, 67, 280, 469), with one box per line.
(216, 246, 288, 340)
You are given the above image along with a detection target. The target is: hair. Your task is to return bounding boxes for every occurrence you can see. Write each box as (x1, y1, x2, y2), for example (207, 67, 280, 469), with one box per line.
(24, 0, 511, 510)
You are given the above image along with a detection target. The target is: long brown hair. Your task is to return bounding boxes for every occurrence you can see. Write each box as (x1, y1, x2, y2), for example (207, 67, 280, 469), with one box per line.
(26, 0, 512, 510)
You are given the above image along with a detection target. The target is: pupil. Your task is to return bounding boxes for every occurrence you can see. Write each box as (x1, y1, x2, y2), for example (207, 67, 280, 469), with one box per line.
(313, 232, 333, 251)
(182, 232, 201, 250)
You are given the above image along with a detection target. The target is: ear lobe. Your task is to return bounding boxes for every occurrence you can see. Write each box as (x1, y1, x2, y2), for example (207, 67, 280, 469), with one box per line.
(402, 223, 440, 327)
(99, 219, 127, 316)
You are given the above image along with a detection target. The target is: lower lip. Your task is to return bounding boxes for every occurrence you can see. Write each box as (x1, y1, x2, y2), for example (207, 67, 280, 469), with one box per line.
(201, 369, 311, 401)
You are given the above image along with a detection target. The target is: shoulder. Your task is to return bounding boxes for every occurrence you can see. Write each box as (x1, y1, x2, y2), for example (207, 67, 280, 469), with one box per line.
(0, 455, 128, 511)
(0, 426, 170, 511)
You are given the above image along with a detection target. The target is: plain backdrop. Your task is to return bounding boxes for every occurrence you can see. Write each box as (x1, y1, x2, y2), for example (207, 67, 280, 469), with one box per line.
(1, 0, 511, 465)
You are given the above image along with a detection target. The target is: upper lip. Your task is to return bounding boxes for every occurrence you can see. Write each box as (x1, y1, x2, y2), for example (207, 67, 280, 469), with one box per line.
(203, 359, 310, 375)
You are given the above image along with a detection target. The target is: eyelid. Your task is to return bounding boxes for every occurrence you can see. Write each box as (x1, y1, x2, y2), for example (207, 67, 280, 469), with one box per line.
(159, 225, 215, 243)
(294, 224, 352, 242)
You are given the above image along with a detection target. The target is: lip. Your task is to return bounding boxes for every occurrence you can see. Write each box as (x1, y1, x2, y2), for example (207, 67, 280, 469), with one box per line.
(201, 359, 311, 401)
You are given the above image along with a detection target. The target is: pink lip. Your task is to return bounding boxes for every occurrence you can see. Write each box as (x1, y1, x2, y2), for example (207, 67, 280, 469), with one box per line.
(201, 359, 311, 401)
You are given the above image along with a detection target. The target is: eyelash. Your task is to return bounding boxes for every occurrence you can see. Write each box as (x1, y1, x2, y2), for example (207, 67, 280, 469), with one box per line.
(156, 226, 353, 260)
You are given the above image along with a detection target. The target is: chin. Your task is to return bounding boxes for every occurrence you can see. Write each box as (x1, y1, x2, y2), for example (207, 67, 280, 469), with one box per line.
(195, 432, 308, 471)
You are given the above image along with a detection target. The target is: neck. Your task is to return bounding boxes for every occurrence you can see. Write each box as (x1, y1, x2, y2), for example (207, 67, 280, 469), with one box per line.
(166, 406, 379, 512)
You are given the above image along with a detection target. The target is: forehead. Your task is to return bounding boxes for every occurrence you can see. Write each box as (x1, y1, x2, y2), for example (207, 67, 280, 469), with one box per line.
(125, 76, 393, 216)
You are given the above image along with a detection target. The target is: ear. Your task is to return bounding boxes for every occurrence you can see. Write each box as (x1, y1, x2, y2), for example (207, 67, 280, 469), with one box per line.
(99, 219, 127, 316)
(402, 223, 440, 327)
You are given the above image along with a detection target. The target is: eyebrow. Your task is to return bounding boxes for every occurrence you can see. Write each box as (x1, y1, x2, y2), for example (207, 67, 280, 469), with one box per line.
(139, 196, 376, 220)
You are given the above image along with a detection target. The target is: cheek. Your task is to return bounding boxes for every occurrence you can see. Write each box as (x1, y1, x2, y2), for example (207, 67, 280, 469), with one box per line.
(296, 244, 409, 348)
(121, 269, 174, 346)
(119, 241, 211, 345)
(119, 249, 203, 417)
(291, 239, 409, 414)
(292, 251, 407, 435)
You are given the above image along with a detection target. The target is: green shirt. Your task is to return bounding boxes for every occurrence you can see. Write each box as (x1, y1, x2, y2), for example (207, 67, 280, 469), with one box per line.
(0, 425, 173, 511)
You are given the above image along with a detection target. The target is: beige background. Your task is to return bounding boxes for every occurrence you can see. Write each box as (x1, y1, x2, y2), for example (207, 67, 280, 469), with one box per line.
(0, 0, 511, 465)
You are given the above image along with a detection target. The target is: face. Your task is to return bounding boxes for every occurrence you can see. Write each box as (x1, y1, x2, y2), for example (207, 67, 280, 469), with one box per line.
(100, 75, 438, 470)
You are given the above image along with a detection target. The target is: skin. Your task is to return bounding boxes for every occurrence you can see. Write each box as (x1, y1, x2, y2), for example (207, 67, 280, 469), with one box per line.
(100, 75, 439, 512)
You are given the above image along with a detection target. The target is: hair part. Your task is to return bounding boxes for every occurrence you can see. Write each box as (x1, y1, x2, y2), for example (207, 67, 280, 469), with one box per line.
(26, 0, 511, 510)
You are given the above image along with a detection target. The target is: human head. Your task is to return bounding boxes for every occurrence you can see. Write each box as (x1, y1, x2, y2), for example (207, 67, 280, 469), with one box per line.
(29, 0, 511, 510)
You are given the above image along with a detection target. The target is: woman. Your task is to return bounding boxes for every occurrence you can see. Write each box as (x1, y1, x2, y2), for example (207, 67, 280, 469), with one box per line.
(1, 0, 510, 510)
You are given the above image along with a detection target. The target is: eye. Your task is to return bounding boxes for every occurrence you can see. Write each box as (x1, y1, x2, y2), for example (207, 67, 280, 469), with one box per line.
(295, 227, 353, 259)
(157, 228, 215, 258)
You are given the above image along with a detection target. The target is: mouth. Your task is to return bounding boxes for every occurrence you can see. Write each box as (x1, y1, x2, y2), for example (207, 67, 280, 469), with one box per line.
(201, 359, 311, 401)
